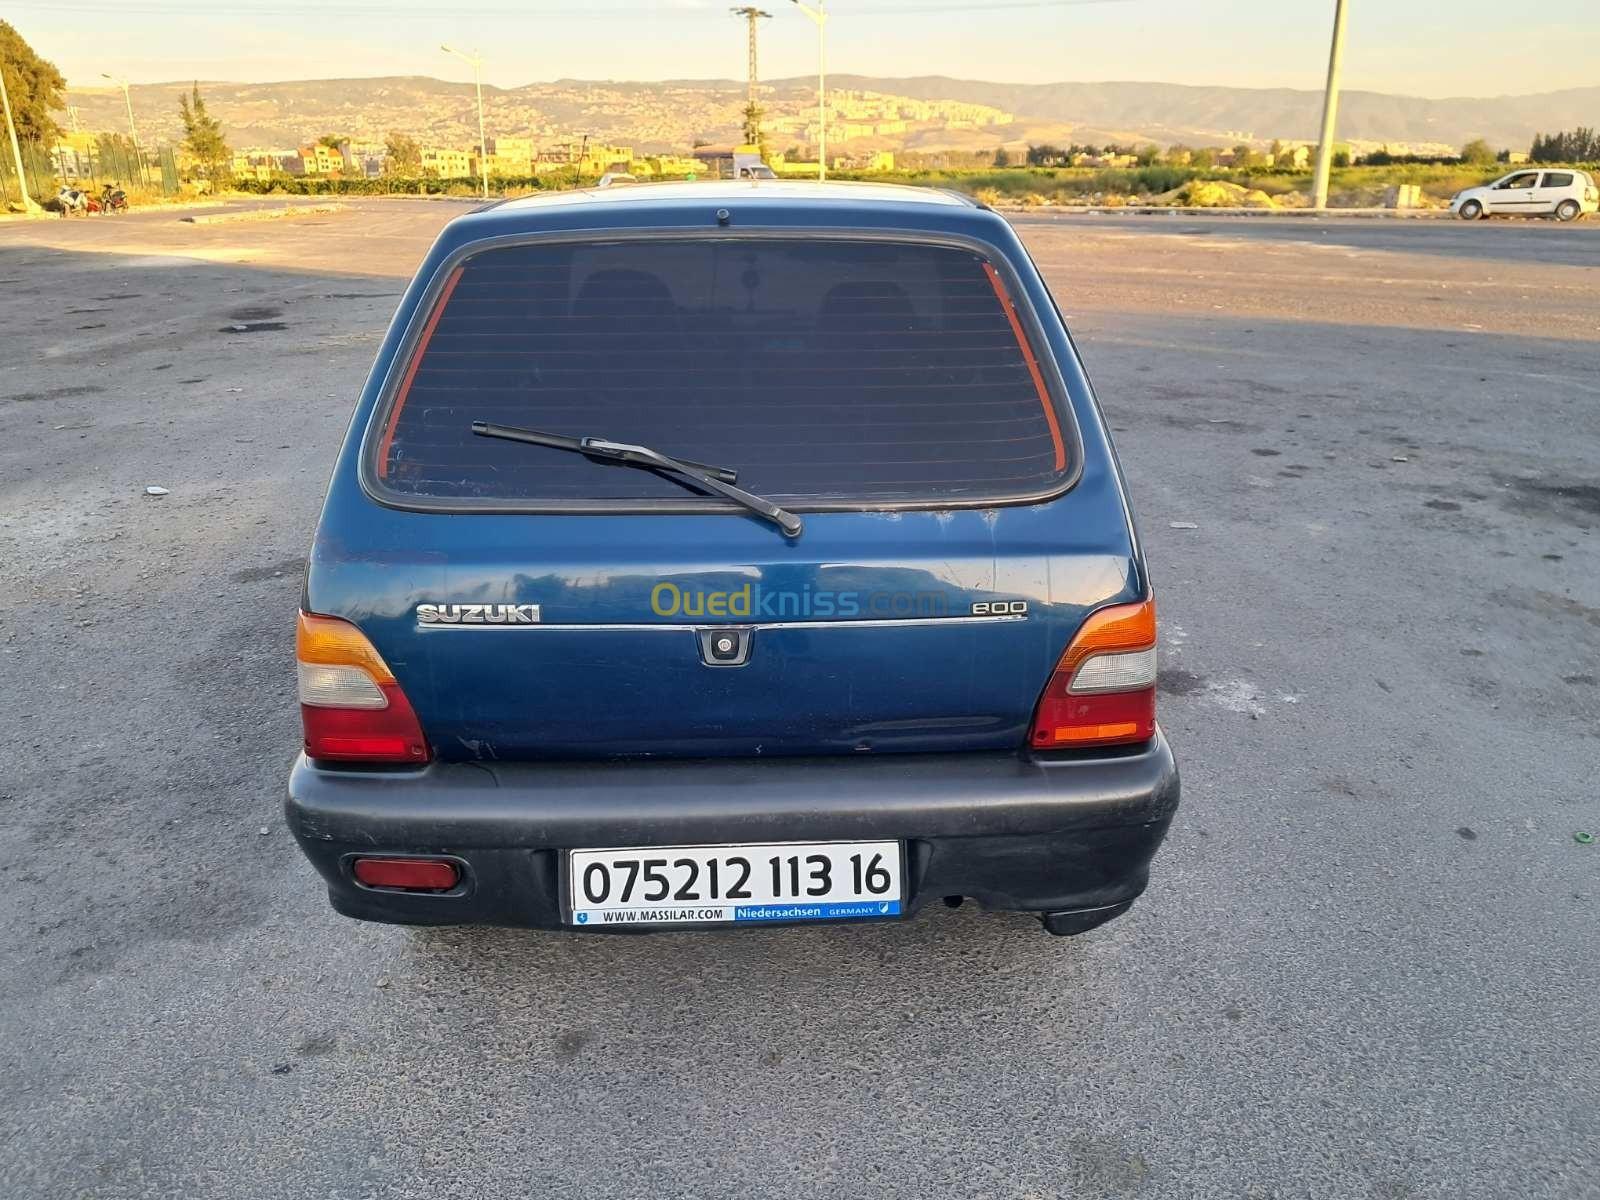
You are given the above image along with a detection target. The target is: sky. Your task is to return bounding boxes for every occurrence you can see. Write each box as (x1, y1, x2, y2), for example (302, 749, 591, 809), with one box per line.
(10, 0, 1600, 97)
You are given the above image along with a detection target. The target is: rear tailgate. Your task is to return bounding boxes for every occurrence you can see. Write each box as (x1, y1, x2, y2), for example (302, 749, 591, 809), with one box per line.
(310, 225, 1141, 760)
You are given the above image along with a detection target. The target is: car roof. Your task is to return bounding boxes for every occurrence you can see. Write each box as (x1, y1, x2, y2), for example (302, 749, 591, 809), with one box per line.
(493, 179, 973, 213)
(429, 179, 1014, 267)
(437, 179, 996, 250)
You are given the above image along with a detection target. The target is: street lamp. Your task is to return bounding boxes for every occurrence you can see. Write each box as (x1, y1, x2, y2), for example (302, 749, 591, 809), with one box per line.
(441, 45, 489, 201)
(100, 73, 150, 191)
(789, 0, 827, 180)
(1310, 0, 1349, 211)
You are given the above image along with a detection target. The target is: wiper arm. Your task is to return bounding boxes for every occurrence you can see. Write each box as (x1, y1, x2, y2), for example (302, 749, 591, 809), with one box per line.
(471, 421, 803, 539)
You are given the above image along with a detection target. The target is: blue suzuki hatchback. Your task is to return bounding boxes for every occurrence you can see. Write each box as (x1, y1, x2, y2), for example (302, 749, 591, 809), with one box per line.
(287, 181, 1178, 936)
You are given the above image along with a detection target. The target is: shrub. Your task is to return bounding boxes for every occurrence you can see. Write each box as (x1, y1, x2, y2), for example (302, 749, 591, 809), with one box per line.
(229, 174, 555, 197)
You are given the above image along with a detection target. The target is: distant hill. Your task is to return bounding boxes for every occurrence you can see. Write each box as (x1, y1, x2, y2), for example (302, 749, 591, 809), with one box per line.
(60, 74, 1597, 157)
(810, 76, 1600, 151)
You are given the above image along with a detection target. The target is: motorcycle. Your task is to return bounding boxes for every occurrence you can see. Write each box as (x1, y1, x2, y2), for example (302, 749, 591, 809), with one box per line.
(98, 185, 129, 214)
(48, 186, 90, 217)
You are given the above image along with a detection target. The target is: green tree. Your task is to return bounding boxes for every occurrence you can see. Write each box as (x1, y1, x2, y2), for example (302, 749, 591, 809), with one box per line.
(1135, 143, 1161, 166)
(1459, 138, 1496, 166)
(740, 100, 763, 148)
(178, 83, 230, 179)
(993, 145, 1010, 168)
(1232, 143, 1261, 170)
(317, 133, 345, 150)
(1530, 128, 1599, 162)
(384, 131, 422, 175)
(1190, 147, 1216, 169)
(0, 20, 67, 145)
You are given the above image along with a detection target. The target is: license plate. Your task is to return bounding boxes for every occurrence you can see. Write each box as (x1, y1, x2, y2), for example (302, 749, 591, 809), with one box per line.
(566, 840, 903, 928)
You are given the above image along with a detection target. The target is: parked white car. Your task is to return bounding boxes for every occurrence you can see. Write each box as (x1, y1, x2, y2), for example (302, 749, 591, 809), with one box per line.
(1450, 169, 1598, 221)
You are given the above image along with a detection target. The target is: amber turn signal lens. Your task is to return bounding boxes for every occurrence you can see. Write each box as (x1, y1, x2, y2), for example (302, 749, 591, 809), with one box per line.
(297, 612, 397, 684)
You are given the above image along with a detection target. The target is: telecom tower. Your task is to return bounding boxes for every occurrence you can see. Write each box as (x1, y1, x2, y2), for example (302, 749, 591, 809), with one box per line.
(730, 7, 771, 147)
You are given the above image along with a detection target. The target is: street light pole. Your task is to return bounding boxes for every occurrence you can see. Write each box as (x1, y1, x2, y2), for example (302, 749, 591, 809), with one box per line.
(101, 74, 149, 191)
(1310, 0, 1349, 211)
(442, 45, 489, 201)
(0, 60, 42, 212)
(790, 0, 827, 180)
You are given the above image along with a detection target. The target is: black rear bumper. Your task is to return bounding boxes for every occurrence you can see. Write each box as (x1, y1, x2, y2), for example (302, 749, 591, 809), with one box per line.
(285, 733, 1179, 934)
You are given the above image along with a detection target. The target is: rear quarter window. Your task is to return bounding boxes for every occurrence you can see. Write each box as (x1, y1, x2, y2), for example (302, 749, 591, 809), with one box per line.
(369, 236, 1072, 507)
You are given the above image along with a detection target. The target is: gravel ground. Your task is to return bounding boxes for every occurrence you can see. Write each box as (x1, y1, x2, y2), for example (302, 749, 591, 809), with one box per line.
(1, 200, 1596, 1199)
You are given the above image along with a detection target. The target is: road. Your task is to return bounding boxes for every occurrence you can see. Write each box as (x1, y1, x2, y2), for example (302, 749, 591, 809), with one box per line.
(2, 199, 1597, 1199)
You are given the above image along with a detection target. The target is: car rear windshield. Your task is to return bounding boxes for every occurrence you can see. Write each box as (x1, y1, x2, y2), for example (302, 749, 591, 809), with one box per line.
(371, 236, 1071, 506)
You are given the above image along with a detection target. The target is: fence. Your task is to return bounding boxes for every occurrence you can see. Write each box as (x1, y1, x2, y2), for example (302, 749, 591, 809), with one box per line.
(0, 140, 53, 206)
(0, 136, 176, 206)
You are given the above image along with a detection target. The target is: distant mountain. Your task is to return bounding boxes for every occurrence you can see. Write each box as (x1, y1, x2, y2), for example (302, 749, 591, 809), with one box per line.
(63, 76, 754, 151)
(60, 73, 1596, 156)
(810, 75, 1600, 152)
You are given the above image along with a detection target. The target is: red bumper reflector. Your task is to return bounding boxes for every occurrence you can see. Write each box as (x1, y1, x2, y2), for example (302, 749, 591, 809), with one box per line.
(352, 857, 460, 891)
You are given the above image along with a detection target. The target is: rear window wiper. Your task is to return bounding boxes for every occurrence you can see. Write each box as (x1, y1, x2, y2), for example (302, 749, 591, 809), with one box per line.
(470, 421, 803, 539)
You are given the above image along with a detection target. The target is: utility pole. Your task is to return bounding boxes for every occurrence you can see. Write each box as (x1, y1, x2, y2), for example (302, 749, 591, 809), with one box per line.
(1310, 0, 1349, 211)
(1, 57, 41, 212)
(101, 74, 150, 191)
(790, 0, 827, 179)
(442, 45, 489, 201)
(730, 7, 771, 148)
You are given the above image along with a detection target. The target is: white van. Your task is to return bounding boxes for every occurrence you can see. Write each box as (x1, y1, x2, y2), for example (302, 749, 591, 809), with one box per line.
(1450, 169, 1598, 221)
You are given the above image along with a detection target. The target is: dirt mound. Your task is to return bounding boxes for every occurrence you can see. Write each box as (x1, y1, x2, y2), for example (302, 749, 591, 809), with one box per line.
(1181, 179, 1279, 209)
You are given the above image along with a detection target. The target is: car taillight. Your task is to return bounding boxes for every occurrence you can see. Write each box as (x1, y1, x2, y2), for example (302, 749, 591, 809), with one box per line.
(297, 612, 430, 764)
(1030, 598, 1157, 750)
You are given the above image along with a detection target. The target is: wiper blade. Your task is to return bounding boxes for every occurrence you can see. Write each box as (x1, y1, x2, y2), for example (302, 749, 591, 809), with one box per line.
(471, 421, 803, 539)
(471, 421, 740, 483)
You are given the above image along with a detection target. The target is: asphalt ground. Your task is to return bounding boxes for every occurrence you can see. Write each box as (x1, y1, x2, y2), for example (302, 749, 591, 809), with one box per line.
(2, 199, 1597, 1199)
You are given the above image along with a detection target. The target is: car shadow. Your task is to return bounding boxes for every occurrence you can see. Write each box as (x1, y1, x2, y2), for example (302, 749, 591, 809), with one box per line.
(395, 901, 1100, 1054)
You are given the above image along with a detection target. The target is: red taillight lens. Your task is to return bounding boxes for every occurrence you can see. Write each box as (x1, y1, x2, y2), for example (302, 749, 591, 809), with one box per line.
(300, 686, 430, 763)
(297, 612, 430, 764)
(352, 857, 459, 891)
(1030, 598, 1158, 750)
